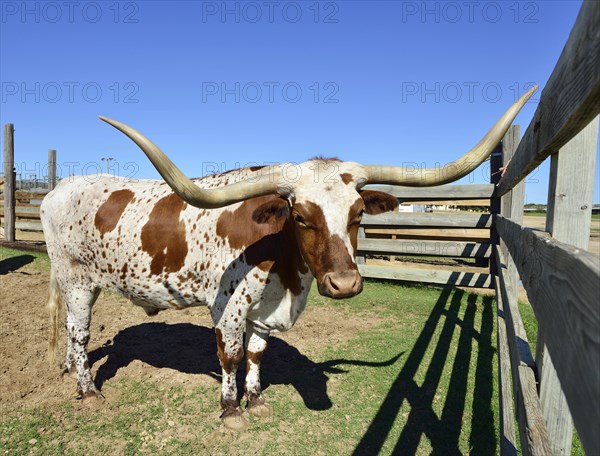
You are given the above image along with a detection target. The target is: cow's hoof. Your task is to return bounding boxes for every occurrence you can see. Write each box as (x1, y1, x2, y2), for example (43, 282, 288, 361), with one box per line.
(247, 402, 273, 419)
(61, 367, 77, 380)
(79, 390, 104, 407)
(221, 409, 249, 431)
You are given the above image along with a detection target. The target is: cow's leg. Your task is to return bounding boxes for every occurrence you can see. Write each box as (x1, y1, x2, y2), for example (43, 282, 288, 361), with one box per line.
(62, 333, 77, 378)
(47, 270, 77, 379)
(215, 326, 248, 430)
(63, 285, 101, 400)
(245, 323, 272, 418)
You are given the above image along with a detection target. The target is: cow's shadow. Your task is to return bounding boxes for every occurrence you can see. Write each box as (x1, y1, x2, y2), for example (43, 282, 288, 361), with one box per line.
(88, 322, 402, 410)
(0, 254, 35, 274)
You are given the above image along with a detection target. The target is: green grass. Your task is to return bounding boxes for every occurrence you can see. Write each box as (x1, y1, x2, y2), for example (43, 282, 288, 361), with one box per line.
(0, 247, 582, 454)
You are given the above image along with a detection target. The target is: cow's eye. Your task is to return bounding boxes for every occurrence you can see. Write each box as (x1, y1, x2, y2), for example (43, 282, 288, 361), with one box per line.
(294, 214, 307, 226)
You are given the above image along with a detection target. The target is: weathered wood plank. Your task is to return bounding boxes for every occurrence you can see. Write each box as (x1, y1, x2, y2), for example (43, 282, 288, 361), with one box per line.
(494, 275, 518, 455)
(48, 149, 57, 191)
(536, 116, 598, 455)
(365, 184, 494, 200)
(500, 126, 524, 225)
(497, 125, 524, 272)
(11, 220, 43, 231)
(365, 227, 490, 242)
(0, 206, 41, 217)
(497, 216, 600, 455)
(358, 264, 492, 288)
(408, 199, 490, 206)
(0, 240, 47, 253)
(497, 1, 600, 195)
(357, 238, 491, 258)
(495, 125, 522, 456)
(3, 124, 15, 242)
(361, 213, 492, 228)
(14, 190, 48, 201)
(356, 226, 366, 265)
(495, 248, 551, 456)
(0, 201, 42, 208)
(545, 116, 599, 249)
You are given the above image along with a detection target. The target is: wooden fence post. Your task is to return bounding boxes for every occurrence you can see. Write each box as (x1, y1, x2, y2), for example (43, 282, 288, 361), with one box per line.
(48, 149, 56, 190)
(496, 125, 523, 455)
(3, 123, 16, 241)
(356, 226, 366, 265)
(497, 126, 554, 455)
(535, 115, 599, 455)
(486, 143, 504, 270)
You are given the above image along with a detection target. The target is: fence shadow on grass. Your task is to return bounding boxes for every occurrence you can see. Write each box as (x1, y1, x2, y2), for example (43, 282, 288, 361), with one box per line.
(353, 285, 496, 455)
(88, 323, 402, 411)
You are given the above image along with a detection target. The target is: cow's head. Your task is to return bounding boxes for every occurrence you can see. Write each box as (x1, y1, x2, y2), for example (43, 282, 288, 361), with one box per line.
(99, 85, 536, 299)
(248, 159, 399, 298)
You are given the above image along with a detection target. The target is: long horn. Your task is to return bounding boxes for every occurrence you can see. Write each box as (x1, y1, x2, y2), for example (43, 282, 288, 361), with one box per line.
(364, 85, 538, 186)
(99, 117, 281, 208)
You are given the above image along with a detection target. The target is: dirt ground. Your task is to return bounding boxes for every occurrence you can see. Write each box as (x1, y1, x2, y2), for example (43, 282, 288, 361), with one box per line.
(521, 214, 600, 256)
(0, 261, 385, 423)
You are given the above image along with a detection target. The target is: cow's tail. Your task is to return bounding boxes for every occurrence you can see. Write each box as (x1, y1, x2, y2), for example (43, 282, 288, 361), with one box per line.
(47, 269, 62, 365)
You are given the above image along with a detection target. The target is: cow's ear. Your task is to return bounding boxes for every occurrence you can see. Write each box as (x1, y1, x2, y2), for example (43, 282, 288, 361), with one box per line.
(360, 190, 399, 215)
(252, 198, 290, 224)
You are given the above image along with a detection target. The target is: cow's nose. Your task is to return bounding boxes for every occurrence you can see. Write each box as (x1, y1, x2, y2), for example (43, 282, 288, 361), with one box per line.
(320, 271, 363, 299)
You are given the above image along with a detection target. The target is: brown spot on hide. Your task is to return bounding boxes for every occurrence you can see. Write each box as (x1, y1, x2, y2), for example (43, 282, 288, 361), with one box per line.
(247, 350, 264, 366)
(216, 196, 307, 295)
(95, 189, 135, 237)
(215, 328, 243, 374)
(340, 173, 353, 185)
(141, 193, 188, 275)
(120, 263, 128, 280)
(246, 350, 265, 373)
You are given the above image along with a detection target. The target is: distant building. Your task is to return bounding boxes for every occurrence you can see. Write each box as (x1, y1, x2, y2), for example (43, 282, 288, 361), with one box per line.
(428, 204, 459, 211)
(398, 204, 425, 213)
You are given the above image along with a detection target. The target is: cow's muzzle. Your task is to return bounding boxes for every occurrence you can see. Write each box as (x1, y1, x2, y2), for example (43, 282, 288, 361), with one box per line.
(318, 271, 363, 299)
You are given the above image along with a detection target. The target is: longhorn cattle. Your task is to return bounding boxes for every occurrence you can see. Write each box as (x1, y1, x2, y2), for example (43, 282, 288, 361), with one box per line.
(42, 86, 536, 430)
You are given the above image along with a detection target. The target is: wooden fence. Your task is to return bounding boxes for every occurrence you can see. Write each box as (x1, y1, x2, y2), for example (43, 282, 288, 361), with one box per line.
(1, 123, 53, 239)
(0, 189, 47, 233)
(493, 2, 599, 455)
(356, 184, 495, 288)
(1, 2, 598, 454)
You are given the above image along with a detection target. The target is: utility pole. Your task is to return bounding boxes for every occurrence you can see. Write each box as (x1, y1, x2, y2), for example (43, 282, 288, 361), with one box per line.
(101, 157, 114, 175)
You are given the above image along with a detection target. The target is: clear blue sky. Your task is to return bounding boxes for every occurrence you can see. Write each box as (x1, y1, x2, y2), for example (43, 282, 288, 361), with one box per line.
(1, 0, 597, 203)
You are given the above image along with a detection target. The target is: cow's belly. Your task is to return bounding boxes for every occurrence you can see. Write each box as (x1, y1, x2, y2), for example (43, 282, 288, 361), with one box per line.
(92, 271, 210, 311)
